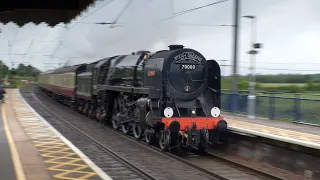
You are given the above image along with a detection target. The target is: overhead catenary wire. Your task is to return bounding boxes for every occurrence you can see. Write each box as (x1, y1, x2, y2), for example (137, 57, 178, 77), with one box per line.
(40, 0, 136, 66)
(0, 0, 114, 68)
(109, 0, 134, 28)
(74, 21, 233, 28)
(37, 0, 117, 62)
(67, 0, 117, 30)
(42, 0, 123, 65)
(171, 23, 233, 27)
(21, 41, 34, 57)
(174, 0, 229, 15)
(32, 0, 226, 63)
(155, 0, 230, 23)
(7, 40, 63, 43)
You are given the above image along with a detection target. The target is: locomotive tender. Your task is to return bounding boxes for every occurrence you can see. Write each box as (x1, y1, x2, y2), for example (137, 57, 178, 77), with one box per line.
(38, 45, 227, 151)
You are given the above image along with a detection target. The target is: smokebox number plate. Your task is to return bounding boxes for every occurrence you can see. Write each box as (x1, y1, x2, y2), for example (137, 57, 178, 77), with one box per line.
(181, 64, 196, 70)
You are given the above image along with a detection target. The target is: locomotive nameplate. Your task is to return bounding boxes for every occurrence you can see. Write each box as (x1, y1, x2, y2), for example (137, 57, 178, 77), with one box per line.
(174, 52, 202, 64)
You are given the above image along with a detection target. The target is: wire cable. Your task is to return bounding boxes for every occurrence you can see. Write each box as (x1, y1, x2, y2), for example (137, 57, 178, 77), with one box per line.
(42, 0, 119, 64)
(109, 0, 134, 28)
(155, 0, 230, 23)
(174, 0, 229, 15)
(38, 0, 117, 60)
(68, 0, 116, 30)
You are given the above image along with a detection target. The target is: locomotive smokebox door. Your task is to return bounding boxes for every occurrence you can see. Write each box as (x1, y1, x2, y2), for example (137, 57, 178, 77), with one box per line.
(143, 58, 164, 99)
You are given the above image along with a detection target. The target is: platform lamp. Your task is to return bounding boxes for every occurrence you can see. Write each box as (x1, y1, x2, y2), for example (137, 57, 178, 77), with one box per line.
(243, 15, 262, 120)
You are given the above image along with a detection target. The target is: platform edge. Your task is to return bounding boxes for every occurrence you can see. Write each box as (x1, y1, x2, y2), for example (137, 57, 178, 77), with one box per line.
(228, 126, 320, 150)
(17, 90, 113, 180)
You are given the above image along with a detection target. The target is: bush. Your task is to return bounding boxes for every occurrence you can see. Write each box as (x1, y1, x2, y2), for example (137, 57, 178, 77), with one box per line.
(238, 79, 249, 90)
(306, 82, 320, 91)
(6, 79, 17, 88)
(257, 85, 305, 93)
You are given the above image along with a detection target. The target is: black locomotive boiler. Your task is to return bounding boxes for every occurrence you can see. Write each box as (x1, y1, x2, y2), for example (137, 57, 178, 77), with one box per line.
(38, 45, 227, 151)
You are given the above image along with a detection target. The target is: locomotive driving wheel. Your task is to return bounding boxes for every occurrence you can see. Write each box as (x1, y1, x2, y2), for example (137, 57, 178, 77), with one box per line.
(112, 115, 120, 130)
(121, 123, 130, 134)
(132, 107, 144, 139)
(119, 96, 131, 134)
(145, 132, 152, 144)
(132, 123, 143, 139)
(145, 128, 156, 145)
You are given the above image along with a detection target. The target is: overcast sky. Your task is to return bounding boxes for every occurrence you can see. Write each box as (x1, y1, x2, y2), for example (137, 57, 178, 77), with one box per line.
(0, 0, 319, 75)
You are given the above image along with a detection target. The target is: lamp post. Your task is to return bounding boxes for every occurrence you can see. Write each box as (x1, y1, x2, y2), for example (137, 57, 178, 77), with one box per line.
(243, 15, 262, 119)
(9, 41, 12, 69)
(230, 0, 240, 113)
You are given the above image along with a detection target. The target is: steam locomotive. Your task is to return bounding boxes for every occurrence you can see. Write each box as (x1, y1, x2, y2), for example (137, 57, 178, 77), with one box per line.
(38, 45, 227, 151)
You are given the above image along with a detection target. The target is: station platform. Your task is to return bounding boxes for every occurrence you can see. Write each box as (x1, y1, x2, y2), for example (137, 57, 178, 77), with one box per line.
(1, 89, 111, 180)
(223, 113, 320, 150)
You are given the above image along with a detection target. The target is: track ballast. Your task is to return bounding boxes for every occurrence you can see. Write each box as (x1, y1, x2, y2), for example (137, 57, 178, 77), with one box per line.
(20, 85, 291, 180)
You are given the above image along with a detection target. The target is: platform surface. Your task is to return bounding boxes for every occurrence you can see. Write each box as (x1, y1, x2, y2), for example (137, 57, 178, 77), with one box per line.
(0, 103, 17, 180)
(1, 89, 111, 180)
(223, 113, 320, 149)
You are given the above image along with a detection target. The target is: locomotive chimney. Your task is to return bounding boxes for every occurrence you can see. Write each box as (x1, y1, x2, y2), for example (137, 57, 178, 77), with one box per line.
(168, 45, 184, 50)
(136, 50, 151, 55)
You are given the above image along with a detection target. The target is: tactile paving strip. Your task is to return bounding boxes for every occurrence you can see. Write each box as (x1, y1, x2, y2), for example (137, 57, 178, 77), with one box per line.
(226, 118, 320, 149)
(10, 89, 106, 180)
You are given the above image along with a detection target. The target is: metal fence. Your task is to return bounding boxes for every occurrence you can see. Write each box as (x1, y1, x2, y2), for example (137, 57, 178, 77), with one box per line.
(221, 90, 320, 124)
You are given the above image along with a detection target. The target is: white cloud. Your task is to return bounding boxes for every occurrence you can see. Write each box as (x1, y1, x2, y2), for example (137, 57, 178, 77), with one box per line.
(0, 0, 319, 74)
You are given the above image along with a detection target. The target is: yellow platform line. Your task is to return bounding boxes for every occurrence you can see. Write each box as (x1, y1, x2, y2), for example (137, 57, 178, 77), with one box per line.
(7, 89, 112, 180)
(2, 105, 27, 180)
(10, 100, 101, 179)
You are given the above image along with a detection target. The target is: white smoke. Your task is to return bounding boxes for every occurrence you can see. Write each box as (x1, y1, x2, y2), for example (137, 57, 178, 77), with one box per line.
(63, 0, 180, 66)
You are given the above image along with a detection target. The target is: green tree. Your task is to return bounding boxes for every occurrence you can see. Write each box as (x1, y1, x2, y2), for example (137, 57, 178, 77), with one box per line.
(0, 60, 9, 78)
(238, 78, 249, 90)
(255, 74, 320, 83)
(15, 63, 41, 77)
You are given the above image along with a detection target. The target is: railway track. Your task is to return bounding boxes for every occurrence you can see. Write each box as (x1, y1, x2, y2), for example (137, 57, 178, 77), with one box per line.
(28, 92, 157, 180)
(20, 85, 294, 180)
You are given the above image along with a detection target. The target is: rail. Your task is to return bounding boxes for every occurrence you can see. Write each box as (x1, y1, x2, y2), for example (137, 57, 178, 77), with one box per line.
(31, 91, 158, 180)
(26, 85, 288, 180)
